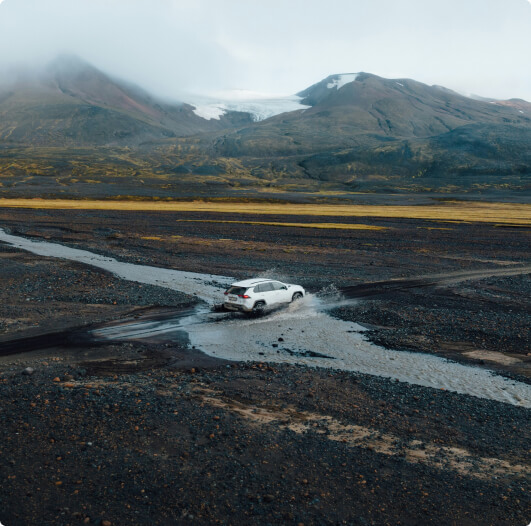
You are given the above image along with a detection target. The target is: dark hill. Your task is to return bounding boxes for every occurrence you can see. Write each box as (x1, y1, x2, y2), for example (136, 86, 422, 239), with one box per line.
(216, 72, 529, 156)
(205, 73, 530, 194)
(0, 56, 251, 147)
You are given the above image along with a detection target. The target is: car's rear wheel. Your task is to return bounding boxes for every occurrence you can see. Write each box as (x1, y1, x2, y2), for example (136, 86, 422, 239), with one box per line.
(253, 301, 266, 313)
(292, 292, 303, 302)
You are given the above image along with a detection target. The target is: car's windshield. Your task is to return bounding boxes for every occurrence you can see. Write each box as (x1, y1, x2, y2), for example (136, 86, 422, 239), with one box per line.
(226, 287, 248, 295)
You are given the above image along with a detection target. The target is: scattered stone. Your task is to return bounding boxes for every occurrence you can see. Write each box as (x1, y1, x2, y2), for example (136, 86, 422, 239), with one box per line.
(23, 367, 34, 376)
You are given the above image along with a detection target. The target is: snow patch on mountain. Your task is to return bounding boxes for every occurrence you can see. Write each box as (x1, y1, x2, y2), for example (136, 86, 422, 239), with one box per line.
(188, 91, 310, 122)
(192, 104, 227, 120)
(327, 73, 359, 90)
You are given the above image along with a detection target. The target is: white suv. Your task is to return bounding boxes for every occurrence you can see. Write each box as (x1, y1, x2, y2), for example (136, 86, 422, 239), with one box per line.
(223, 279, 305, 313)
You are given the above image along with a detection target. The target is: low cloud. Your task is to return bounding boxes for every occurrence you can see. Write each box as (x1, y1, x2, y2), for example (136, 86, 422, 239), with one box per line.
(0, 0, 529, 101)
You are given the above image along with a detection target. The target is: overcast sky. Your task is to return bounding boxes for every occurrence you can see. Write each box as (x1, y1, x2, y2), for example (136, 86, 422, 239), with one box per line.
(0, 0, 530, 101)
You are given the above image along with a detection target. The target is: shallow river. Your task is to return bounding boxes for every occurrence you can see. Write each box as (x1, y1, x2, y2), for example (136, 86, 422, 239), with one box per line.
(1, 227, 530, 408)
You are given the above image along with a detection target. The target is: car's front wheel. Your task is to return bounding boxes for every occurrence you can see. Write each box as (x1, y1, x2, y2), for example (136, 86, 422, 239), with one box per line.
(292, 292, 303, 302)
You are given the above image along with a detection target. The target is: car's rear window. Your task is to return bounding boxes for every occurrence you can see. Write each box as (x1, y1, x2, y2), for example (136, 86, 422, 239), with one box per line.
(226, 287, 248, 295)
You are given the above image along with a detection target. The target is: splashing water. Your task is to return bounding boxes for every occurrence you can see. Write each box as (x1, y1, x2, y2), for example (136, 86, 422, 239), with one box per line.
(1, 228, 530, 408)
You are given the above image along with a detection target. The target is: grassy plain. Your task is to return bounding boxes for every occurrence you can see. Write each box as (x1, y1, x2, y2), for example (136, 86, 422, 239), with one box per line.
(0, 198, 530, 225)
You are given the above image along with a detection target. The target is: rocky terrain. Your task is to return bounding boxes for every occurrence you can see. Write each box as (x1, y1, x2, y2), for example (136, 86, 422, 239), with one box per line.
(0, 206, 529, 525)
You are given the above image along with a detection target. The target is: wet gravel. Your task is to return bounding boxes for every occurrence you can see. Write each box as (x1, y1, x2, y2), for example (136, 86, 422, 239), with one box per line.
(0, 244, 193, 308)
(0, 208, 530, 525)
(0, 243, 196, 337)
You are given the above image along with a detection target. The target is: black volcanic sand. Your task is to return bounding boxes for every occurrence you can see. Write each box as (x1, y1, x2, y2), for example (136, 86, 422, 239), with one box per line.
(0, 207, 530, 525)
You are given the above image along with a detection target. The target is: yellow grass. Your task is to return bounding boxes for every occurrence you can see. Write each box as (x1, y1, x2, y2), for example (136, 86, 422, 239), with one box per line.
(140, 235, 183, 241)
(176, 219, 386, 231)
(0, 198, 530, 225)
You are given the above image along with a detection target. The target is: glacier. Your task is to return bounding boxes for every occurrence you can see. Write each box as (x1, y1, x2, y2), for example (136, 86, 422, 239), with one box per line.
(187, 91, 310, 122)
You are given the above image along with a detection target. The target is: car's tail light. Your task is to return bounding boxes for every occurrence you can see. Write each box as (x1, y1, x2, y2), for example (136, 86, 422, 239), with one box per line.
(239, 294, 251, 299)
(224, 291, 229, 295)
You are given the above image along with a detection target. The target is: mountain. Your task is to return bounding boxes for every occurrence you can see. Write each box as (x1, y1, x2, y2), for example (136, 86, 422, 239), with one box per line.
(0, 55, 251, 147)
(0, 63, 529, 197)
(205, 72, 530, 193)
(213, 72, 529, 155)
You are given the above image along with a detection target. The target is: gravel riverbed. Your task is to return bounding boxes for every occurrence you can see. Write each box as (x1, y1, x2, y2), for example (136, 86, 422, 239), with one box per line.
(0, 208, 529, 525)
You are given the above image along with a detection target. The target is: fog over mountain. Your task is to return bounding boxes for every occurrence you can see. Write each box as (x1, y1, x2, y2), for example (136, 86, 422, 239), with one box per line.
(0, 1, 529, 199)
(0, 56, 528, 198)
(0, 0, 530, 102)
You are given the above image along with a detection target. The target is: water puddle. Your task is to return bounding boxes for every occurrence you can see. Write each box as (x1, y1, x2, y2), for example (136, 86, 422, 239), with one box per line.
(1, 228, 530, 408)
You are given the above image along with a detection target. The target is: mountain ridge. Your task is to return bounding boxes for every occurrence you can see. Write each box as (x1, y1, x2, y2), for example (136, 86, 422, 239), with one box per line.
(0, 56, 529, 197)
(0, 55, 253, 147)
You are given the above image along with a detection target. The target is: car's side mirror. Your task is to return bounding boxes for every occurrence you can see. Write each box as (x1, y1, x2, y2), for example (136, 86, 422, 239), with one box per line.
(282, 286, 288, 290)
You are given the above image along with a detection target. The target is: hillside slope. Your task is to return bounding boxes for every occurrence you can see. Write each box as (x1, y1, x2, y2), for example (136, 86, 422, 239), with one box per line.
(0, 56, 251, 147)
(0, 65, 529, 197)
(203, 73, 530, 193)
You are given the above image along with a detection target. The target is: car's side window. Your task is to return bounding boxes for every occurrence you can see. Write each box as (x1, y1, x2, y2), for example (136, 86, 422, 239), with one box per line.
(254, 282, 276, 293)
(271, 282, 285, 290)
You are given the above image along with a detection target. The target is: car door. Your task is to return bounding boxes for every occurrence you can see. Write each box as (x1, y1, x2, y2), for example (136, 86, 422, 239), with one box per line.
(260, 281, 277, 304)
(253, 283, 268, 303)
(271, 281, 290, 303)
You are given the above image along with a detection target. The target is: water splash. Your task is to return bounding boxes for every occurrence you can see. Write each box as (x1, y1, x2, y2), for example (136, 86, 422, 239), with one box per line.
(1, 228, 530, 408)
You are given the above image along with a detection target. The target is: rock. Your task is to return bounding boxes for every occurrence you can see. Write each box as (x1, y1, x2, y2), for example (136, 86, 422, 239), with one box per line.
(278, 337, 284, 342)
(263, 494, 275, 503)
(63, 373, 74, 381)
(52, 377, 61, 382)
(23, 367, 34, 376)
